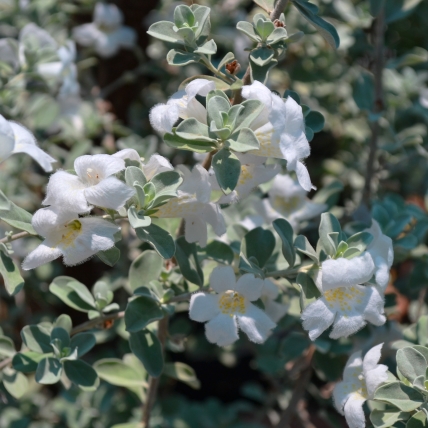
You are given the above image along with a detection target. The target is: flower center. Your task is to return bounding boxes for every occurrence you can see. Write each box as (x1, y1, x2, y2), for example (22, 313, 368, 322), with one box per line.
(86, 167, 101, 185)
(218, 290, 246, 316)
(238, 165, 253, 185)
(59, 219, 82, 248)
(272, 195, 303, 216)
(323, 286, 364, 312)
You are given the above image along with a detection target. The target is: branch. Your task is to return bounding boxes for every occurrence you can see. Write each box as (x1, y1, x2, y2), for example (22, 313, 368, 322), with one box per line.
(275, 345, 315, 428)
(70, 311, 124, 335)
(270, 0, 290, 21)
(142, 316, 169, 428)
(0, 231, 31, 245)
(362, 9, 385, 207)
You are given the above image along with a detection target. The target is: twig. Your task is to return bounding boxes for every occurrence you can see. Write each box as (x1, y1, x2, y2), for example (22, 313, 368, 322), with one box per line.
(0, 357, 12, 370)
(142, 316, 169, 428)
(70, 311, 125, 335)
(270, 0, 290, 21)
(275, 345, 315, 428)
(362, 8, 385, 207)
(0, 231, 31, 245)
(415, 287, 427, 320)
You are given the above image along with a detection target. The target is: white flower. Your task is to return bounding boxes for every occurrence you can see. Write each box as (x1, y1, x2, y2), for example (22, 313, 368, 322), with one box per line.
(261, 174, 326, 231)
(0, 115, 56, 172)
(333, 343, 388, 428)
(149, 79, 215, 134)
(212, 154, 280, 204)
(364, 220, 393, 291)
(22, 207, 120, 269)
(73, 2, 136, 58)
(260, 279, 288, 323)
(301, 253, 386, 340)
(153, 164, 225, 247)
(43, 154, 135, 213)
(242, 81, 313, 191)
(189, 266, 276, 346)
(142, 154, 174, 180)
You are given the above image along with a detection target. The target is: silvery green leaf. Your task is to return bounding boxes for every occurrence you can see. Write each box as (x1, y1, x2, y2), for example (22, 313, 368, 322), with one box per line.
(174, 5, 195, 28)
(175, 27, 196, 45)
(175, 118, 215, 142)
(233, 99, 264, 132)
(49, 277, 96, 312)
(239, 253, 265, 277)
(21, 325, 53, 354)
(296, 272, 321, 310)
(207, 96, 231, 130)
(129, 329, 163, 378)
(267, 27, 288, 44)
(70, 333, 96, 358)
(143, 182, 156, 205)
(318, 213, 343, 256)
(2, 368, 28, 399)
(305, 111, 325, 133)
(150, 170, 183, 207)
(285, 31, 305, 43)
(35, 357, 62, 384)
(250, 47, 275, 67)
(133, 183, 146, 208)
(175, 237, 204, 286)
(0, 249, 24, 296)
(135, 224, 176, 259)
(194, 39, 217, 55)
(212, 148, 241, 195)
(236, 21, 261, 42)
(291, 0, 340, 49)
(164, 131, 218, 153)
(0, 336, 15, 358)
(305, 126, 314, 142)
(50, 327, 70, 351)
(227, 128, 260, 152)
(250, 56, 277, 84)
(254, 0, 275, 13)
(179, 75, 230, 91)
(94, 358, 146, 388)
(128, 250, 163, 293)
(397, 347, 427, 384)
(125, 166, 146, 187)
(406, 410, 427, 428)
(12, 351, 47, 373)
(125, 296, 163, 332)
(346, 231, 374, 253)
(374, 382, 424, 411)
(167, 49, 200, 66)
(128, 206, 151, 229)
(255, 17, 275, 41)
(63, 359, 99, 391)
(352, 72, 375, 112)
(241, 227, 275, 269)
(164, 362, 200, 389)
(97, 247, 120, 267)
(192, 5, 211, 41)
(217, 52, 235, 70)
(384, 0, 423, 23)
(147, 21, 183, 44)
(294, 235, 319, 262)
(273, 218, 296, 267)
(370, 409, 411, 428)
(0, 190, 36, 234)
(93, 281, 113, 305)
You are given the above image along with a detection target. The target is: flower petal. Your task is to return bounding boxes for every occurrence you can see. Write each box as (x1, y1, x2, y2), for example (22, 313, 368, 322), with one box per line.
(205, 313, 239, 346)
(61, 217, 119, 266)
(264, 299, 288, 323)
(74, 154, 125, 180)
(185, 78, 215, 100)
(84, 176, 135, 210)
(189, 293, 220, 322)
(22, 243, 62, 270)
(365, 364, 388, 399)
(329, 309, 368, 339)
(43, 171, 89, 213)
(113, 148, 141, 164)
(143, 154, 173, 180)
(237, 303, 276, 344)
(235, 274, 263, 301)
(301, 298, 335, 340)
(262, 279, 279, 299)
(343, 393, 366, 428)
(363, 343, 383, 373)
(321, 253, 375, 291)
(73, 23, 101, 47)
(209, 266, 236, 294)
(149, 103, 179, 134)
(184, 216, 208, 247)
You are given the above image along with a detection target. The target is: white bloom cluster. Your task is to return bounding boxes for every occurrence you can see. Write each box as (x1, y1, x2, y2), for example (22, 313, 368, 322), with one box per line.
(301, 221, 393, 340)
(333, 343, 388, 428)
(73, 2, 137, 58)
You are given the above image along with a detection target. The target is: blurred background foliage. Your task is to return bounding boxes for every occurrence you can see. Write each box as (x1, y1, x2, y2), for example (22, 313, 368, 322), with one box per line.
(1, 0, 428, 426)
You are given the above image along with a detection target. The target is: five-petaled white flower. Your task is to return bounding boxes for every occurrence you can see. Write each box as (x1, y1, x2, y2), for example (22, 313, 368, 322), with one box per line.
(242, 81, 313, 191)
(333, 343, 388, 428)
(43, 154, 135, 213)
(73, 2, 136, 58)
(189, 266, 276, 346)
(301, 253, 386, 340)
(0, 114, 56, 172)
(153, 164, 226, 247)
(261, 174, 326, 231)
(22, 207, 120, 269)
(149, 79, 215, 134)
(212, 154, 280, 204)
